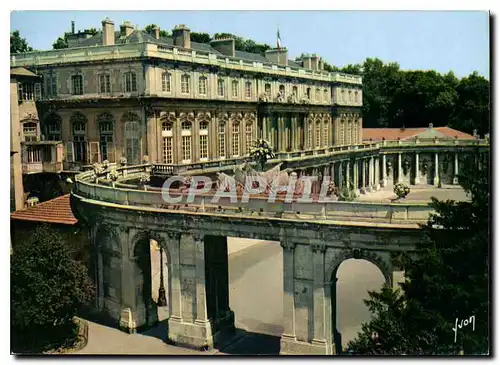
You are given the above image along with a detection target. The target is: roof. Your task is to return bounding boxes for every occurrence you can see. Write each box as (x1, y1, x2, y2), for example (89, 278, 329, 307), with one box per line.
(362, 127, 474, 141)
(11, 194, 78, 225)
(10, 67, 40, 78)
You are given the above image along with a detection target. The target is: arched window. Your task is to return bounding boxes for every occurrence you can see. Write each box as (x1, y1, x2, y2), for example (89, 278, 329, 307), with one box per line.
(22, 122, 37, 142)
(340, 119, 345, 145)
(46, 115, 61, 141)
(245, 81, 252, 98)
(232, 80, 239, 97)
(306, 87, 311, 100)
(71, 74, 83, 95)
(181, 121, 192, 162)
(162, 72, 171, 92)
(315, 119, 321, 148)
(315, 88, 320, 102)
(199, 121, 209, 160)
(355, 91, 359, 104)
(324, 89, 329, 102)
(279, 84, 285, 96)
(198, 76, 207, 95)
(341, 89, 345, 103)
(307, 120, 313, 149)
(348, 90, 353, 103)
(245, 122, 253, 154)
(218, 78, 225, 97)
(232, 122, 240, 157)
(181, 74, 190, 94)
(323, 120, 329, 147)
(265, 83, 271, 95)
(162, 121, 173, 164)
(73, 121, 87, 162)
(352, 119, 358, 144)
(99, 120, 114, 162)
(218, 122, 226, 159)
(292, 86, 298, 96)
(123, 72, 137, 93)
(347, 119, 352, 145)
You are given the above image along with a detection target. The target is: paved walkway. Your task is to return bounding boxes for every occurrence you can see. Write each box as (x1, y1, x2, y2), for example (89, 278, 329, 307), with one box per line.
(355, 184, 468, 203)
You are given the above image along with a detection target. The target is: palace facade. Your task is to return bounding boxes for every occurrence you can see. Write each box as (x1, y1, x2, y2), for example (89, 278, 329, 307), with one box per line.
(11, 18, 363, 171)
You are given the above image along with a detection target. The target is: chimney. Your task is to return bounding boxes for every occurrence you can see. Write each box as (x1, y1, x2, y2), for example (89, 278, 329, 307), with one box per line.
(71, 21, 75, 34)
(298, 53, 312, 69)
(473, 129, 478, 138)
(310, 54, 320, 70)
(172, 24, 191, 49)
(210, 37, 235, 57)
(429, 123, 434, 129)
(101, 18, 115, 46)
(149, 25, 160, 40)
(120, 21, 134, 38)
(265, 48, 288, 66)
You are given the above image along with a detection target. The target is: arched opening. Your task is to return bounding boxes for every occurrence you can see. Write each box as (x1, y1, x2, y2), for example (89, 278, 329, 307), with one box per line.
(132, 236, 172, 331)
(330, 258, 386, 353)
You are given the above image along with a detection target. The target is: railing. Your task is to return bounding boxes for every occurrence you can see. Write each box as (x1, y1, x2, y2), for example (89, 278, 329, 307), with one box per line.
(11, 42, 362, 84)
(22, 162, 43, 174)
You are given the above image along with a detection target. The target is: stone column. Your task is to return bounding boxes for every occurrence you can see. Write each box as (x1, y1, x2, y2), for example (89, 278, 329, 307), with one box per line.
(166, 232, 182, 322)
(381, 154, 387, 187)
(280, 240, 297, 348)
(278, 115, 285, 152)
(414, 153, 420, 185)
(311, 243, 332, 354)
(361, 158, 366, 194)
(397, 153, 402, 183)
(194, 235, 209, 324)
(374, 156, 380, 190)
(338, 162, 343, 190)
(330, 163, 335, 185)
(353, 159, 360, 195)
(434, 152, 440, 186)
(263, 116, 268, 141)
(345, 160, 350, 189)
(453, 152, 459, 185)
(368, 157, 374, 192)
(146, 111, 157, 163)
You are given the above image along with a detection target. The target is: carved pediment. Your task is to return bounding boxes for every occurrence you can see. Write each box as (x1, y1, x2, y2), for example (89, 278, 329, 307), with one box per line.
(97, 112, 114, 123)
(230, 112, 243, 122)
(196, 112, 211, 123)
(217, 112, 229, 123)
(244, 112, 256, 122)
(179, 112, 195, 123)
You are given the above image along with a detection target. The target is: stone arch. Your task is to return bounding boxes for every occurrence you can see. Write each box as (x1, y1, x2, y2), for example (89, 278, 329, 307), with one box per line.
(70, 111, 88, 124)
(326, 248, 392, 287)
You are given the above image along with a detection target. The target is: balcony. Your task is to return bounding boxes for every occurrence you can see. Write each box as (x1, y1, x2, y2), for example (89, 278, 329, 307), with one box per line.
(21, 141, 64, 174)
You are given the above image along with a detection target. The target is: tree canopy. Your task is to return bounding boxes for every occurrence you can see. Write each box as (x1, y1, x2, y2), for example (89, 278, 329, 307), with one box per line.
(11, 225, 94, 353)
(11, 30, 33, 53)
(144, 24, 169, 37)
(347, 157, 490, 355)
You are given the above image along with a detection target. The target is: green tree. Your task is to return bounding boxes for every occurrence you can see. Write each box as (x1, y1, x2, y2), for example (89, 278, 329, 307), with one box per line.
(191, 31, 211, 43)
(347, 160, 489, 355)
(10, 30, 33, 53)
(52, 36, 68, 50)
(249, 139, 275, 171)
(11, 225, 94, 353)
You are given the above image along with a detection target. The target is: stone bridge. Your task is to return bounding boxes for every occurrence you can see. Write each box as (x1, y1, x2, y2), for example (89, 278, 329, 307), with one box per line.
(70, 138, 488, 355)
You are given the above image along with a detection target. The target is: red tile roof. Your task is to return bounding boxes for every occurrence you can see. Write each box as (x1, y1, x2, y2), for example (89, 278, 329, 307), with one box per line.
(11, 194, 78, 225)
(362, 127, 474, 141)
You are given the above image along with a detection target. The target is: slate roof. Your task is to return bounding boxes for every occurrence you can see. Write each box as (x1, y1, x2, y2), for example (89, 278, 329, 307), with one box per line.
(71, 29, 301, 68)
(362, 127, 474, 142)
(11, 194, 78, 225)
(11, 67, 40, 78)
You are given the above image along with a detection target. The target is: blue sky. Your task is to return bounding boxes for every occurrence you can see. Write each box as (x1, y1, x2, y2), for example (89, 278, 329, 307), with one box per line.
(10, 10, 489, 78)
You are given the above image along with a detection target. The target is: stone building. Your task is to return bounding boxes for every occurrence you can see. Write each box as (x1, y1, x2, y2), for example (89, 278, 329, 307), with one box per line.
(10, 19, 363, 171)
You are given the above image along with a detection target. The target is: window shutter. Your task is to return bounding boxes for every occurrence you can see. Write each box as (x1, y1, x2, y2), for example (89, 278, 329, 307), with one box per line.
(89, 142, 100, 163)
(34, 83, 42, 100)
(65, 141, 74, 162)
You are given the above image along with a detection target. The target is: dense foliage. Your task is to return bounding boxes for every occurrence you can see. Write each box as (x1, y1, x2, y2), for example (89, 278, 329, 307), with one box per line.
(11, 30, 33, 53)
(11, 225, 94, 353)
(347, 159, 490, 355)
(250, 139, 275, 171)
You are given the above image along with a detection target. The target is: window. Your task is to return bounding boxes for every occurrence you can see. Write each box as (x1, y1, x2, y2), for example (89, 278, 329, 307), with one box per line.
(245, 81, 252, 98)
(162, 72, 171, 92)
(23, 122, 37, 142)
(25, 146, 41, 163)
(323, 121, 329, 147)
(71, 75, 83, 95)
(324, 89, 329, 102)
(232, 80, 239, 97)
(349, 90, 353, 103)
(73, 122, 87, 162)
(315, 88, 320, 102)
(232, 122, 240, 157)
(99, 74, 111, 94)
(218, 78, 225, 96)
(181, 74, 190, 94)
(279, 84, 285, 97)
(315, 120, 321, 148)
(99, 121, 114, 162)
(47, 121, 61, 141)
(20, 83, 34, 101)
(306, 87, 311, 99)
(347, 120, 352, 145)
(199, 121, 209, 160)
(181, 122, 192, 162)
(124, 119, 140, 164)
(44, 74, 57, 97)
(355, 91, 359, 103)
(265, 83, 271, 95)
(218, 122, 226, 158)
(162, 122, 173, 164)
(340, 120, 345, 145)
(198, 76, 207, 95)
(292, 86, 298, 96)
(123, 72, 137, 93)
(341, 89, 345, 103)
(307, 121, 313, 149)
(245, 123, 252, 154)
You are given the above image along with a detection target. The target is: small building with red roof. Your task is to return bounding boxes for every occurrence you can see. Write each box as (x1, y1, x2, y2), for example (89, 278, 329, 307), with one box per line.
(362, 123, 475, 142)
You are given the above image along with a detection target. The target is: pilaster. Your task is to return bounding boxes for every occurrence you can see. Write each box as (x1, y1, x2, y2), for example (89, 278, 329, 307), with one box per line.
(453, 152, 459, 185)
(433, 152, 440, 186)
(397, 153, 402, 183)
(414, 153, 420, 185)
(381, 154, 387, 187)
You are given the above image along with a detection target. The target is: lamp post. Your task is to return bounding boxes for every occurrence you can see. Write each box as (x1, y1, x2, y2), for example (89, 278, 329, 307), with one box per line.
(157, 246, 167, 307)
